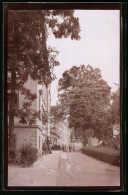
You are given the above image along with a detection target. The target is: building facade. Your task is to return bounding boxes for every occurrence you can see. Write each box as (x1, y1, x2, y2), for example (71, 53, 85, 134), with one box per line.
(51, 120, 71, 148)
(9, 76, 51, 156)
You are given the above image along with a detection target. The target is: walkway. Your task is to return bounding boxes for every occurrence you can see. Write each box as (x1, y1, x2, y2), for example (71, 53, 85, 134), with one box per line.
(8, 151, 120, 186)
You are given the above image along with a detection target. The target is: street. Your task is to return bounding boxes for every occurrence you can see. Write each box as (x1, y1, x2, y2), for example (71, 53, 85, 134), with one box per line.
(8, 151, 120, 186)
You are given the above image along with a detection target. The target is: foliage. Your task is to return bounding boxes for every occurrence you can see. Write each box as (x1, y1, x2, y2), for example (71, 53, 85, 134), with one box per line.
(8, 10, 80, 149)
(113, 133, 120, 150)
(109, 85, 120, 125)
(58, 65, 111, 142)
(15, 88, 40, 125)
(8, 149, 17, 163)
(83, 128, 94, 145)
(46, 10, 80, 40)
(103, 86, 120, 149)
(81, 145, 120, 166)
(19, 144, 38, 166)
(8, 9, 80, 92)
(8, 10, 60, 85)
(50, 105, 65, 123)
(8, 143, 38, 167)
(103, 133, 120, 151)
(50, 130, 60, 138)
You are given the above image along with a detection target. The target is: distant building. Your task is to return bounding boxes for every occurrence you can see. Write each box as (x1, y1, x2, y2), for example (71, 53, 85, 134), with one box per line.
(71, 142, 83, 151)
(8, 76, 51, 156)
(51, 120, 71, 147)
(112, 124, 120, 138)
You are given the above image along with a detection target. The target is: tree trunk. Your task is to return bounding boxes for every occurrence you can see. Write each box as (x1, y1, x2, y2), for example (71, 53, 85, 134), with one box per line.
(42, 11, 48, 61)
(9, 109, 15, 150)
(8, 66, 16, 150)
(41, 11, 49, 84)
(8, 13, 18, 151)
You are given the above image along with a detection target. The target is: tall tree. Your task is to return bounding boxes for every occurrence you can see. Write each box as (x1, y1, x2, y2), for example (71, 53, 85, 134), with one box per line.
(50, 105, 64, 124)
(110, 85, 120, 125)
(58, 65, 111, 143)
(8, 10, 80, 150)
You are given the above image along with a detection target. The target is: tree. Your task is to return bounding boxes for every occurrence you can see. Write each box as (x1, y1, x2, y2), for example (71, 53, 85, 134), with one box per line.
(110, 85, 120, 125)
(58, 65, 111, 143)
(83, 128, 94, 145)
(8, 10, 81, 150)
(50, 105, 65, 124)
(102, 86, 120, 150)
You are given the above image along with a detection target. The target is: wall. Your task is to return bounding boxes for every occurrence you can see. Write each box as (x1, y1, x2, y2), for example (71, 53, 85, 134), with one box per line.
(10, 76, 51, 155)
(14, 76, 50, 134)
(37, 82, 51, 137)
(14, 126, 44, 156)
(19, 76, 37, 110)
(14, 76, 37, 125)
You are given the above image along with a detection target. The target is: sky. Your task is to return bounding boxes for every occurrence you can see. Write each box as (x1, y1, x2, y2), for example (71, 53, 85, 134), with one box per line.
(47, 10, 120, 106)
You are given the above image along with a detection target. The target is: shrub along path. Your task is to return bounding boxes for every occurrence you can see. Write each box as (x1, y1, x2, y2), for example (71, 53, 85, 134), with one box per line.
(8, 151, 120, 187)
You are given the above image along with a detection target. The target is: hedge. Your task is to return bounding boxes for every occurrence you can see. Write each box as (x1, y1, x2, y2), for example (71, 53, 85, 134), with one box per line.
(81, 146, 120, 166)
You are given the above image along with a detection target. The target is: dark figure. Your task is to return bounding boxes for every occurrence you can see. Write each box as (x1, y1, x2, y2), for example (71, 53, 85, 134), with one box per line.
(62, 145, 64, 151)
(64, 145, 66, 152)
(46, 137, 52, 154)
(69, 145, 72, 152)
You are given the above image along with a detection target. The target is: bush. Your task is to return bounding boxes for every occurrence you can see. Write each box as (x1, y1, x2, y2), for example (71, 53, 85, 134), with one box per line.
(81, 146, 120, 166)
(8, 149, 16, 163)
(15, 151, 22, 165)
(103, 135, 120, 151)
(8, 143, 38, 167)
(18, 143, 38, 167)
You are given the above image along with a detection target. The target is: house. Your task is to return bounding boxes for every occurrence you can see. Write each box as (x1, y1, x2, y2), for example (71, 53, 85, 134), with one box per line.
(8, 76, 51, 156)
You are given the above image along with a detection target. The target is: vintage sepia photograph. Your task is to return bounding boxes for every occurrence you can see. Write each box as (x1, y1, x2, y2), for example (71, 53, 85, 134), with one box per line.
(4, 3, 122, 190)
